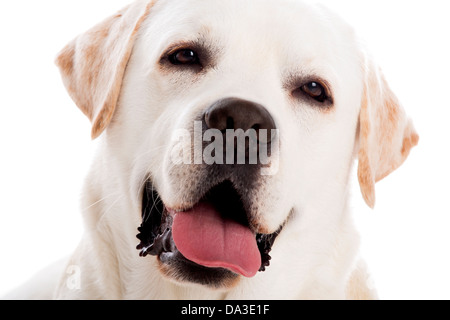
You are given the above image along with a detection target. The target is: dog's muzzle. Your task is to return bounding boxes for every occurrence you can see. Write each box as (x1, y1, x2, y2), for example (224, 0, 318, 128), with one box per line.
(136, 98, 283, 287)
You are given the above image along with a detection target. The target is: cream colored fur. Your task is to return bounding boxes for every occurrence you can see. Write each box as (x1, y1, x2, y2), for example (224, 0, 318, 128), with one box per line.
(7, 0, 417, 300)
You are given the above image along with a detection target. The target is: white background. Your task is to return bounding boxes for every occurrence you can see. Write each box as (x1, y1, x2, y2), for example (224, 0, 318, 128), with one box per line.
(0, 0, 449, 299)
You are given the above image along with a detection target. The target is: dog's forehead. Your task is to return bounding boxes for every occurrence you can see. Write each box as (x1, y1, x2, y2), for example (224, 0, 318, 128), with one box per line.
(146, 0, 353, 65)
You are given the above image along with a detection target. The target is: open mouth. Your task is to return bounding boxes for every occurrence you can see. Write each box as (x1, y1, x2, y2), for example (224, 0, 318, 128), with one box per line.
(136, 180, 281, 285)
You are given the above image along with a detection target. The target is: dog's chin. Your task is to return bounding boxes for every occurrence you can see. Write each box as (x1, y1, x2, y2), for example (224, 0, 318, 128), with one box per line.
(136, 180, 283, 289)
(158, 250, 241, 289)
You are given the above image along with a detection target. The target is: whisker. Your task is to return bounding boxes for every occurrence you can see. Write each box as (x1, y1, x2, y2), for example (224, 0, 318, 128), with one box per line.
(82, 192, 121, 212)
(131, 144, 167, 168)
(143, 183, 163, 223)
(100, 194, 126, 217)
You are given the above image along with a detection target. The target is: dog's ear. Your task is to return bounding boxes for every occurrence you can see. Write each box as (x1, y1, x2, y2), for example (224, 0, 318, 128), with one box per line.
(55, 1, 155, 139)
(357, 53, 419, 209)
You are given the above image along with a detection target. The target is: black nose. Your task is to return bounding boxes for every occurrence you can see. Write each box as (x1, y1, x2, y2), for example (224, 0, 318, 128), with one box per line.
(204, 98, 276, 143)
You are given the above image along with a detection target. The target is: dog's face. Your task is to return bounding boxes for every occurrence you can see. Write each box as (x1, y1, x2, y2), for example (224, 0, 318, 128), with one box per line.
(123, 0, 363, 287)
(56, 0, 418, 292)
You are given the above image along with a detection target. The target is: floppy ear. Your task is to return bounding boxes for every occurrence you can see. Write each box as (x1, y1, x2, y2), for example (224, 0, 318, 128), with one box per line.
(357, 53, 419, 209)
(55, 0, 155, 139)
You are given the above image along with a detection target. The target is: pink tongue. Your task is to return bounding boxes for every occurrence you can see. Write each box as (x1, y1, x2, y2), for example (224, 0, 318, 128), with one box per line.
(172, 202, 261, 278)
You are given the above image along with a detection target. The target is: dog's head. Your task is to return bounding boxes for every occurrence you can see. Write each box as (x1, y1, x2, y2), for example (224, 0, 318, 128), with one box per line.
(56, 0, 418, 290)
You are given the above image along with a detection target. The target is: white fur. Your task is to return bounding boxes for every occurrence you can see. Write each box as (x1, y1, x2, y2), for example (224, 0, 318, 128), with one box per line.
(9, 0, 406, 300)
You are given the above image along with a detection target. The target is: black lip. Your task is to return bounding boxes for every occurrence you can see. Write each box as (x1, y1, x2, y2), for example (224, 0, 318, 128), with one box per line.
(136, 180, 282, 284)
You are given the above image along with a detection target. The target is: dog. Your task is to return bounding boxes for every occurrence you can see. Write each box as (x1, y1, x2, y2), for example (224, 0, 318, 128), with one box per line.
(13, 0, 419, 299)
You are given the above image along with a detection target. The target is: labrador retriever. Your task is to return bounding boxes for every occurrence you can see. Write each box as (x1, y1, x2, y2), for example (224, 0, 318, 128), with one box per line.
(15, 0, 419, 299)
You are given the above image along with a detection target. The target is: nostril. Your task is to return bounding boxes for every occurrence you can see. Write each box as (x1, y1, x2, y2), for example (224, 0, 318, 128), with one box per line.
(251, 124, 261, 131)
(226, 117, 234, 131)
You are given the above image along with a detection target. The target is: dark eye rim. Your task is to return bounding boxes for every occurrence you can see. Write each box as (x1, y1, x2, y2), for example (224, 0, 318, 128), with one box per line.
(160, 43, 206, 70)
(301, 81, 328, 102)
(292, 78, 333, 106)
(168, 48, 201, 66)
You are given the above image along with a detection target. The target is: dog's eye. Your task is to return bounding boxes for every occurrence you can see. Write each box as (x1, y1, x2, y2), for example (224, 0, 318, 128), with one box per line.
(300, 81, 329, 103)
(168, 49, 200, 66)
